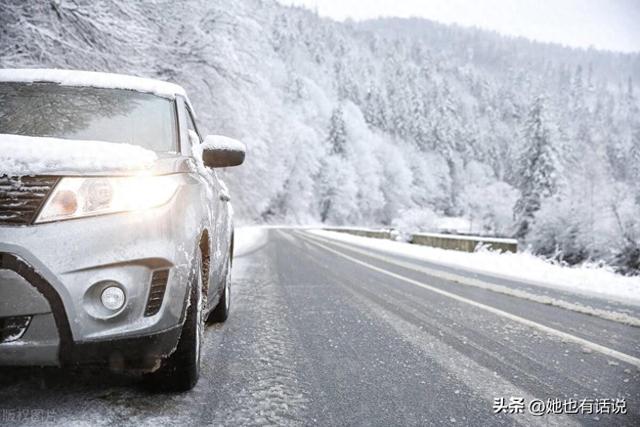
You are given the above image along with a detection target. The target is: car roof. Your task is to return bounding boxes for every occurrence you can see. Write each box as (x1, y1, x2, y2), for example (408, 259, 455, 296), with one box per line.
(0, 68, 188, 100)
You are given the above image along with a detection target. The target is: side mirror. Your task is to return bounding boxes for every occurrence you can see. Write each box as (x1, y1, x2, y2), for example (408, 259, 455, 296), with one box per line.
(200, 135, 246, 168)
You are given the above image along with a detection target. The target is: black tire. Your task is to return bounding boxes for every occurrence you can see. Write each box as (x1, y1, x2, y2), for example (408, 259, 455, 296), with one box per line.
(144, 248, 204, 392)
(207, 254, 231, 323)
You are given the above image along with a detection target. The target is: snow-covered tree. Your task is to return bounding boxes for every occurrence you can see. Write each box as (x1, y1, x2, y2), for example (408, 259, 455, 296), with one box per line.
(514, 96, 559, 239)
(630, 124, 640, 204)
(2, 0, 639, 272)
(327, 106, 347, 156)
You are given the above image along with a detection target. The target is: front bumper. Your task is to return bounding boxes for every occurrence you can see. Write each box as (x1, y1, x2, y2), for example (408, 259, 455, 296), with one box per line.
(0, 177, 208, 367)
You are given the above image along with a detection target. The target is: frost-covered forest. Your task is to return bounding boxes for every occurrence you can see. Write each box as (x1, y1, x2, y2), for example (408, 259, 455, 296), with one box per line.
(1, 0, 639, 273)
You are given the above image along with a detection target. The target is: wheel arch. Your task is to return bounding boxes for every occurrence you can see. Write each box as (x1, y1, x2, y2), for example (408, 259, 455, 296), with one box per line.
(198, 228, 211, 299)
(230, 227, 235, 266)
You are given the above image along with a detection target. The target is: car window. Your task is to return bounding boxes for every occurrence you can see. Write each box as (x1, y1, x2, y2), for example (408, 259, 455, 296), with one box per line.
(185, 108, 201, 143)
(0, 82, 178, 152)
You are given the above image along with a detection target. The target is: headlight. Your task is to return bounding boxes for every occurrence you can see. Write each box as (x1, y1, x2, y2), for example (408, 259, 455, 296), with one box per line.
(36, 175, 180, 223)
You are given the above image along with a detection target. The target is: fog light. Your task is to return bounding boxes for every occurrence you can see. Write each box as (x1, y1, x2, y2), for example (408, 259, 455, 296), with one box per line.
(101, 286, 125, 311)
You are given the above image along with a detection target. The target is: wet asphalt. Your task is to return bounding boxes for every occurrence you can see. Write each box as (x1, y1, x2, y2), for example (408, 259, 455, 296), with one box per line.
(0, 228, 638, 426)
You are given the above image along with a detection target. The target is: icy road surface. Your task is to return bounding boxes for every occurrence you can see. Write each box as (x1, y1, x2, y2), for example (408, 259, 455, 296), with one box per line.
(0, 228, 638, 426)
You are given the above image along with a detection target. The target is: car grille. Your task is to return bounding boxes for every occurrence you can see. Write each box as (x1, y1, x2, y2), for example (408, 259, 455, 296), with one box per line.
(145, 269, 170, 317)
(0, 176, 59, 225)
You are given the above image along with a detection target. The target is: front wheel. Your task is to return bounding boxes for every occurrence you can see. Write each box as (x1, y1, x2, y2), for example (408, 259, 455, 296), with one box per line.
(144, 248, 204, 391)
(207, 255, 231, 323)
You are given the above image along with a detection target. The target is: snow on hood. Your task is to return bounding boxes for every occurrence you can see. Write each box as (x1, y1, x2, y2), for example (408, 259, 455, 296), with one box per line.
(0, 134, 157, 176)
(0, 68, 187, 99)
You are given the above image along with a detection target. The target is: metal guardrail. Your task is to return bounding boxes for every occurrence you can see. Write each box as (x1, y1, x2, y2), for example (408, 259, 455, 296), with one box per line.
(410, 232, 518, 253)
(324, 228, 518, 253)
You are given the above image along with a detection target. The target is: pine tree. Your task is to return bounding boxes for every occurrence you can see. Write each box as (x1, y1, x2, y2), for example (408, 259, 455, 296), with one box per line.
(328, 106, 347, 155)
(318, 105, 352, 223)
(630, 123, 640, 204)
(570, 65, 584, 112)
(317, 158, 336, 223)
(514, 96, 559, 239)
(410, 93, 428, 149)
(363, 87, 388, 129)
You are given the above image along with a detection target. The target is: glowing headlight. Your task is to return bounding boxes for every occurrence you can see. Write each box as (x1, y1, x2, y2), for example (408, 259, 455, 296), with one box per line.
(36, 175, 180, 223)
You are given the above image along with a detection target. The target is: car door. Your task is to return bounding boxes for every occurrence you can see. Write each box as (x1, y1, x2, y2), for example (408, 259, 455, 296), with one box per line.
(183, 107, 228, 299)
(212, 168, 232, 268)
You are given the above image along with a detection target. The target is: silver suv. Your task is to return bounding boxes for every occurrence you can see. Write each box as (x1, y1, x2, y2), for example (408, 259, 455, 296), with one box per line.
(0, 69, 245, 391)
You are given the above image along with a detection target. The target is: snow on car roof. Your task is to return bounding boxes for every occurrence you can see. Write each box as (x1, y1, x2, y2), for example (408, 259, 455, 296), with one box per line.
(0, 68, 187, 99)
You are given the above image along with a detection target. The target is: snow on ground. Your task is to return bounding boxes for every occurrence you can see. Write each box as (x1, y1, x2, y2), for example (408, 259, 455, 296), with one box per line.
(0, 134, 157, 175)
(234, 226, 269, 258)
(434, 216, 479, 234)
(308, 229, 640, 304)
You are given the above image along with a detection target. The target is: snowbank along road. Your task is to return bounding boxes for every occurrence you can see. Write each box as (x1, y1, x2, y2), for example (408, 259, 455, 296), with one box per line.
(0, 228, 638, 426)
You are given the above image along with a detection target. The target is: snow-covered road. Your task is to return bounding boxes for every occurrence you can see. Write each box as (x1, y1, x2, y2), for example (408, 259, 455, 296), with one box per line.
(0, 228, 638, 425)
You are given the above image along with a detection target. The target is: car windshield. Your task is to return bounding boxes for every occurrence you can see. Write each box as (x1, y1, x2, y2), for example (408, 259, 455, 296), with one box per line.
(0, 82, 177, 152)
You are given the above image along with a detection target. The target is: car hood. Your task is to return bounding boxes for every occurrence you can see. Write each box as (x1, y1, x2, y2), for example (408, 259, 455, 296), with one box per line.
(0, 133, 191, 176)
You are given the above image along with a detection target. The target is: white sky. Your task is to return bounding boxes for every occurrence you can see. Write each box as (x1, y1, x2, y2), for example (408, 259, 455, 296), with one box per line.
(279, 0, 640, 53)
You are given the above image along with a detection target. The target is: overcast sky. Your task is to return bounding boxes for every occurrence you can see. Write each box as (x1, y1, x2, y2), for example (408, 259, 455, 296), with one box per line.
(278, 0, 640, 53)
